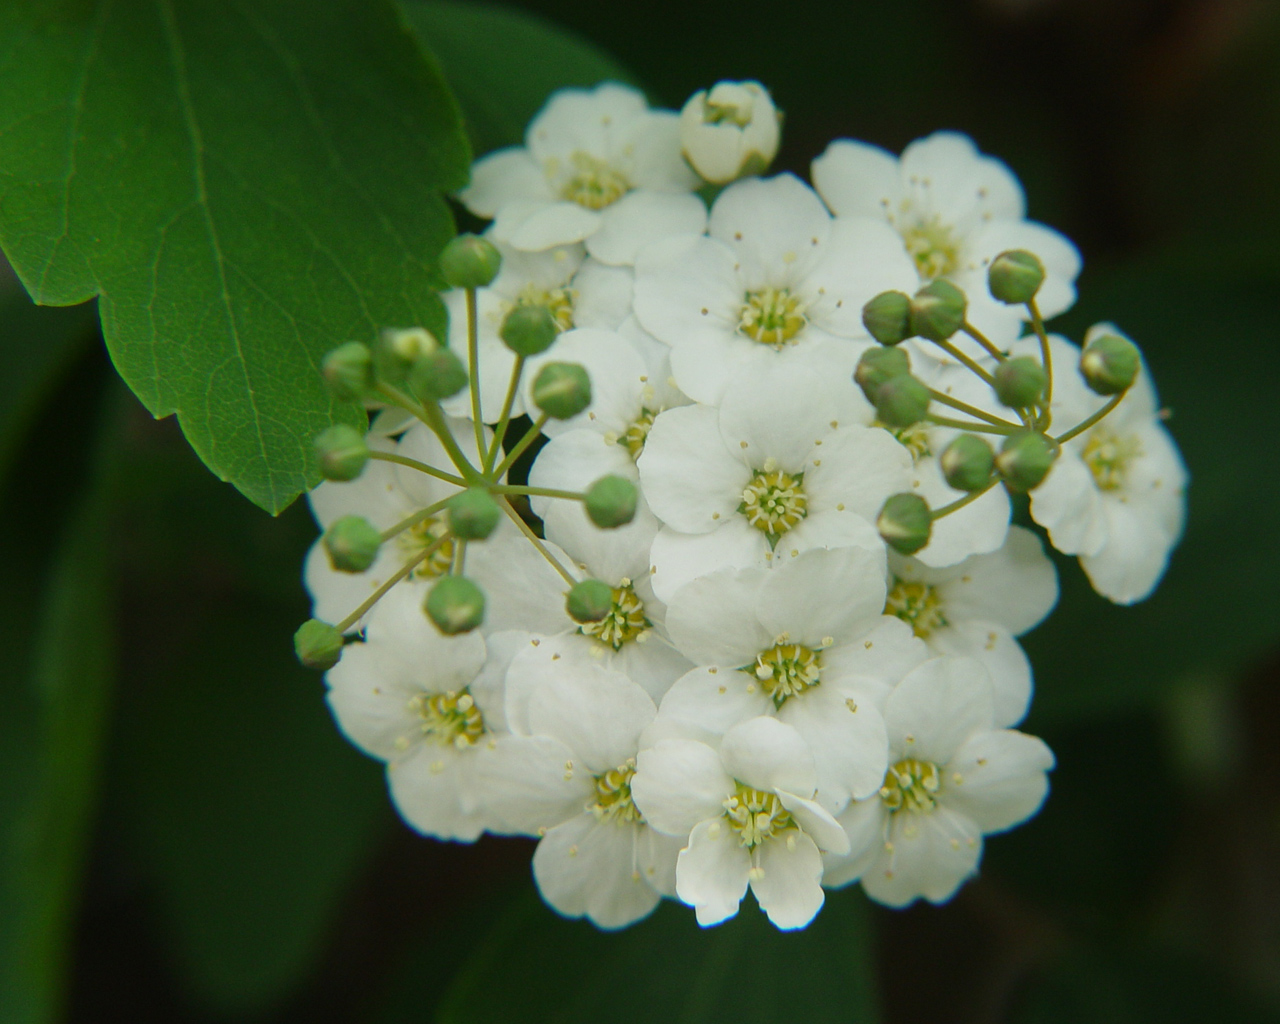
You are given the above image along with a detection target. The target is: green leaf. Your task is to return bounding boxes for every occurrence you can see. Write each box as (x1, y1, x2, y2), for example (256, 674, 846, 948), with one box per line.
(421, 887, 880, 1024)
(0, 0, 470, 513)
(0, 384, 122, 1024)
(401, 0, 637, 157)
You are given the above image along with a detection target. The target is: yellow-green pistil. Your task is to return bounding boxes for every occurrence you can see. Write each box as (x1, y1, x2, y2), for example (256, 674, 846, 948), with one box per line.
(410, 688, 485, 749)
(398, 516, 454, 579)
(752, 642, 821, 707)
(579, 580, 649, 651)
(591, 762, 642, 825)
(621, 408, 657, 460)
(884, 578, 947, 639)
(515, 284, 576, 332)
(1082, 429, 1142, 492)
(879, 758, 941, 813)
(560, 151, 630, 210)
(723, 785, 795, 848)
(738, 286, 807, 347)
(740, 466, 807, 539)
(901, 215, 961, 280)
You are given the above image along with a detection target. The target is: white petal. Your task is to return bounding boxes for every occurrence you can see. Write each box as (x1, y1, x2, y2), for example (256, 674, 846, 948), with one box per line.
(498, 200, 603, 252)
(1079, 497, 1179, 605)
(924, 525, 1059, 634)
(534, 817, 661, 929)
(636, 826, 684, 897)
(648, 520, 771, 604)
(620, 109, 700, 192)
(542, 496, 657, 585)
(466, 520, 573, 636)
(822, 797, 887, 889)
(717, 360, 837, 472)
(633, 234, 742, 351)
(458, 148, 551, 217)
(572, 258, 636, 330)
(1029, 452, 1107, 558)
(766, 509, 887, 577)
(810, 139, 902, 218)
(664, 566, 772, 667)
(387, 745, 487, 841)
(911, 455, 1011, 568)
(929, 622, 1032, 729)
(527, 666, 656, 774)
(324, 641, 428, 761)
(968, 219, 1081, 320)
(756, 546, 886, 649)
(822, 617, 931, 704)
(469, 733, 589, 835)
(720, 717, 817, 795)
(801, 218, 919, 337)
(884, 657, 994, 764)
(524, 327, 647, 437)
(466, 629, 529, 734)
(677, 818, 751, 926)
(946, 729, 1054, 834)
(632, 738, 736, 836)
(363, 582, 488, 678)
(860, 806, 982, 907)
(779, 686, 889, 808)
(774, 789, 851, 855)
(652, 665, 773, 746)
(804, 424, 915, 522)
(610, 635, 696, 705)
(638, 404, 749, 532)
(708, 173, 832, 285)
(527, 83, 649, 161)
(752, 831, 825, 930)
(527, 429, 636, 518)
(586, 191, 708, 266)
(899, 131, 1025, 222)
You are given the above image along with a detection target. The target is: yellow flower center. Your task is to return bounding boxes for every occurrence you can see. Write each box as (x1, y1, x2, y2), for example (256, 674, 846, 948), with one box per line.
(901, 215, 961, 280)
(621, 408, 657, 460)
(560, 151, 631, 210)
(515, 284, 576, 332)
(723, 785, 795, 848)
(397, 516, 454, 579)
(876, 419, 932, 463)
(1082, 429, 1142, 492)
(410, 688, 485, 749)
(591, 761, 643, 825)
(880, 758, 941, 813)
(885, 578, 947, 639)
(740, 466, 807, 539)
(579, 580, 649, 651)
(751, 643, 821, 707)
(738, 287, 807, 347)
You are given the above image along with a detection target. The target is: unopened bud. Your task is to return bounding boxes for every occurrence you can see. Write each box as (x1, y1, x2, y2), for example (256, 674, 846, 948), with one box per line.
(585, 475, 638, 529)
(425, 576, 486, 635)
(877, 493, 932, 555)
(447, 488, 501, 541)
(1080, 333, 1140, 395)
(854, 347, 911, 404)
(501, 303, 559, 357)
(862, 290, 913, 346)
(440, 233, 502, 289)
(322, 342, 373, 401)
(910, 280, 967, 342)
(993, 356, 1047, 409)
(408, 348, 469, 402)
(987, 250, 1045, 305)
(566, 579, 615, 623)
(314, 424, 370, 481)
(874, 374, 931, 428)
(324, 515, 382, 572)
(995, 431, 1057, 491)
(294, 619, 343, 671)
(532, 362, 591, 420)
(680, 80, 781, 185)
(939, 434, 995, 491)
(374, 327, 440, 385)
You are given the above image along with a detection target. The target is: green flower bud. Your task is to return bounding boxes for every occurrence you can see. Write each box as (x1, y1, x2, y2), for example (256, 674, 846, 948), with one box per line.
(322, 341, 373, 401)
(408, 348, 469, 402)
(501, 303, 559, 356)
(995, 431, 1058, 492)
(861, 290, 913, 346)
(566, 578, 615, 623)
(939, 434, 995, 492)
(873, 374, 931, 428)
(323, 515, 382, 573)
(314, 424, 370, 481)
(374, 326, 439, 382)
(447, 488, 501, 541)
(987, 250, 1045, 305)
(909, 279, 967, 342)
(425, 576, 486, 635)
(532, 362, 592, 420)
(1080, 333, 1140, 395)
(585, 474, 638, 529)
(440, 233, 502, 289)
(854, 346, 911, 404)
(993, 356, 1047, 409)
(294, 619, 343, 671)
(877, 492, 932, 556)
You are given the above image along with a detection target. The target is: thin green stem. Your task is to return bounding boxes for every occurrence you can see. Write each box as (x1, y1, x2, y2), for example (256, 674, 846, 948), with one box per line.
(373, 382, 431, 424)
(452, 537, 468, 576)
(930, 476, 1000, 520)
(334, 535, 448, 634)
(1053, 393, 1124, 446)
(496, 496, 576, 586)
(493, 413, 550, 480)
(927, 389, 1021, 429)
(421, 400, 482, 482)
(1026, 296, 1054, 427)
(485, 354, 526, 474)
(379, 496, 454, 542)
(465, 288, 486, 461)
(489, 484, 586, 502)
(961, 322, 1008, 362)
(369, 451, 466, 487)
(926, 414, 1021, 437)
(927, 337, 998, 387)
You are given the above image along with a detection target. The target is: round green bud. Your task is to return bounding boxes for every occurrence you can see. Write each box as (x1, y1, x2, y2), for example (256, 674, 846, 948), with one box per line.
(987, 250, 1045, 305)
(861, 290, 913, 346)
(909, 279, 967, 342)
(993, 356, 1047, 409)
(995, 431, 1058, 492)
(314, 424, 370, 481)
(440, 233, 502, 290)
(566, 579, 615, 624)
(876, 492, 932, 556)
(294, 619, 343, 671)
(532, 362, 592, 420)
(425, 576, 486, 635)
(322, 341, 373, 401)
(447, 488, 501, 541)
(1080, 333, 1140, 396)
(323, 515, 382, 573)
(873, 374, 931, 428)
(374, 326, 440, 384)
(939, 434, 995, 492)
(500, 303, 559, 357)
(585, 474, 638, 529)
(408, 348, 469, 402)
(854, 346, 911, 404)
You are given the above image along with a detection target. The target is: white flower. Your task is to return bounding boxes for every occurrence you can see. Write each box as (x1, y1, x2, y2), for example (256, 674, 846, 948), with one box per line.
(631, 716, 850, 929)
(475, 636, 681, 929)
(458, 83, 705, 265)
(637, 360, 910, 600)
(1015, 328, 1188, 604)
(632, 172, 918, 404)
(823, 657, 1054, 907)
(654, 546, 928, 812)
(680, 80, 780, 184)
(324, 583, 529, 841)
(811, 131, 1081, 361)
(885, 527, 1058, 727)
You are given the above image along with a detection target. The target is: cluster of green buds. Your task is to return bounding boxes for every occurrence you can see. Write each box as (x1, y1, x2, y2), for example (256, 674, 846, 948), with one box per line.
(294, 234, 640, 670)
(858, 250, 1142, 555)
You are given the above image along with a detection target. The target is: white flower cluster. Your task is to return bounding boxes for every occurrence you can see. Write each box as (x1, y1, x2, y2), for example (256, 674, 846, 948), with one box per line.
(299, 82, 1187, 932)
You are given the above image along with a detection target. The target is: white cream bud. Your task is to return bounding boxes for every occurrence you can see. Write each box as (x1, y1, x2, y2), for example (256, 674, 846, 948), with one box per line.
(679, 81, 780, 185)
